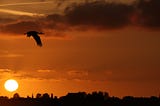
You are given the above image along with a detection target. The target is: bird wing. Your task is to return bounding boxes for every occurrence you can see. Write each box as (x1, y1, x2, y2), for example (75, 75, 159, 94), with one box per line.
(32, 34, 42, 47)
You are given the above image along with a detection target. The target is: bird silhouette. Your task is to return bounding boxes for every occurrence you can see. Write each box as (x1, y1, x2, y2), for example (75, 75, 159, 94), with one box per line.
(24, 31, 44, 47)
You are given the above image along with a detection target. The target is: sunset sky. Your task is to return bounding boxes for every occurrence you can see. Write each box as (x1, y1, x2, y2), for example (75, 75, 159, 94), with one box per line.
(0, 0, 160, 98)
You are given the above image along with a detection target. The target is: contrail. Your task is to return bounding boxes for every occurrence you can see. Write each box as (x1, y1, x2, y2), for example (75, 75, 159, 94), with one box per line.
(0, 9, 45, 17)
(0, 1, 53, 7)
(0, 1, 53, 17)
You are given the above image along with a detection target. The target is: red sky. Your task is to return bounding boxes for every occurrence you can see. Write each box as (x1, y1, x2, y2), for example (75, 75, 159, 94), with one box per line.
(0, 0, 160, 98)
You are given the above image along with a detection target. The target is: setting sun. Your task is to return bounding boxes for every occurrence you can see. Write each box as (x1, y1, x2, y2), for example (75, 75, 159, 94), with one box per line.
(4, 79, 19, 92)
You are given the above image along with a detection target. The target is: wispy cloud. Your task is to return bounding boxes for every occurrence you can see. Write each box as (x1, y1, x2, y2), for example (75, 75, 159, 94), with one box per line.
(0, 1, 53, 7)
(12, 69, 90, 81)
(0, 54, 23, 58)
(67, 70, 88, 77)
(0, 52, 23, 58)
(0, 1, 53, 17)
(0, 69, 11, 73)
(37, 69, 52, 73)
(0, 9, 45, 17)
(0, 68, 19, 79)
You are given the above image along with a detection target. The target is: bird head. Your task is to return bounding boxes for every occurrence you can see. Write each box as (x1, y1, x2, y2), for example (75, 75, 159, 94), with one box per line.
(24, 33, 31, 37)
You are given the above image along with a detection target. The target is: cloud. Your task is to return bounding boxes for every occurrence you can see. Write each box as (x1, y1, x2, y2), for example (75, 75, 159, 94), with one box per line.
(1, 21, 42, 34)
(43, 1, 134, 31)
(40, 0, 160, 32)
(45, 0, 160, 30)
(12, 69, 90, 81)
(135, 0, 160, 29)
(0, 69, 11, 73)
(55, 0, 67, 7)
(14, 69, 58, 80)
(63, 1, 134, 29)
(0, 68, 19, 79)
(0, 51, 23, 58)
(0, 1, 53, 7)
(0, 54, 23, 58)
(0, 0, 160, 37)
(0, 9, 45, 17)
(0, 17, 15, 24)
(37, 69, 52, 73)
(67, 70, 88, 77)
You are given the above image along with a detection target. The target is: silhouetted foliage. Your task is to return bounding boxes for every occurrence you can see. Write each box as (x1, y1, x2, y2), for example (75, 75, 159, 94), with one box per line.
(13, 93, 20, 99)
(0, 91, 159, 106)
(42, 93, 50, 99)
(36, 93, 42, 99)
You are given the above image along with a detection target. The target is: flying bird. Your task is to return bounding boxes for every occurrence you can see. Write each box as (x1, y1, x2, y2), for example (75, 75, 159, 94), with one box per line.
(24, 31, 44, 47)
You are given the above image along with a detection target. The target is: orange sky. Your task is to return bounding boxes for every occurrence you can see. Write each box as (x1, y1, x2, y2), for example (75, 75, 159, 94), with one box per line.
(0, 0, 160, 98)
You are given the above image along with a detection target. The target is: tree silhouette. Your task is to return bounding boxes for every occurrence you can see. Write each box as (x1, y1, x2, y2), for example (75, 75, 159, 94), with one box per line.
(13, 93, 20, 99)
(36, 93, 42, 99)
(0, 91, 159, 106)
(42, 93, 50, 99)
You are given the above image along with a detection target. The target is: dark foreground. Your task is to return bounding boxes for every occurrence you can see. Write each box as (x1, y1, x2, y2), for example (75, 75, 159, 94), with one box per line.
(0, 92, 160, 106)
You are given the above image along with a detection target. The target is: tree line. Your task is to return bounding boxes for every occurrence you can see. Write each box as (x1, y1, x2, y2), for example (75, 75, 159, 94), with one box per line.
(0, 91, 159, 106)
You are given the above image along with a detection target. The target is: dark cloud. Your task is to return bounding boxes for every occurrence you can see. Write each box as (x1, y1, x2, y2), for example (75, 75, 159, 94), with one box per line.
(64, 1, 134, 29)
(135, 0, 160, 28)
(0, 17, 15, 24)
(1, 21, 42, 34)
(0, 0, 160, 36)
(44, 0, 160, 31)
(44, 14, 67, 30)
(44, 1, 134, 30)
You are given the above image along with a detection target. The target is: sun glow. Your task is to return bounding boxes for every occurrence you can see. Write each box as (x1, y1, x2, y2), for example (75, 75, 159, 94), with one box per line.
(4, 79, 19, 92)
